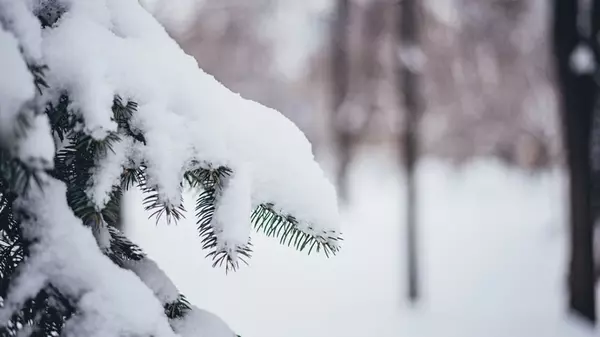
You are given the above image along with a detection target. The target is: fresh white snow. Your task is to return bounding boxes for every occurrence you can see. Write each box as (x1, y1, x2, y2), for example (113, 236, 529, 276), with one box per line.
(0, 24, 35, 147)
(0, 0, 43, 62)
(127, 146, 598, 337)
(0, 180, 178, 337)
(210, 168, 253, 260)
(39, 0, 339, 249)
(87, 136, 133, 208)
(1, 1, 340, 335)
(171, 305, 235, 337)
(122, 258, 181, 305)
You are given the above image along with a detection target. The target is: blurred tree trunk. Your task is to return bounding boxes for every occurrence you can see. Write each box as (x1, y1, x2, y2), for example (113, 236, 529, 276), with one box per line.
(331, 0, 351, 201)
(553, 0, 598, 324)
(396, 0, 422, 302)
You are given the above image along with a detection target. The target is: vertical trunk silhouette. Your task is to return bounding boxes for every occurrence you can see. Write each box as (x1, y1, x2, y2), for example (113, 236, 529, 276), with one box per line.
(396, 0, 422, 302)
(330, 0, 351, 201)
(553, 0, 598, 324)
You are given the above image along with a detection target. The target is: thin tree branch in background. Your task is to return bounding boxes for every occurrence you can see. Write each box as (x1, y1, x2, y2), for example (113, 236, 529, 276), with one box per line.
(553, 0, 598, 324)
(396, 0, 422, 303)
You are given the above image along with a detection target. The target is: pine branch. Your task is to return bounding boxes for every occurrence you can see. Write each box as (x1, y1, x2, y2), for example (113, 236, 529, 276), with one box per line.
(98, 188, 147, 266)
(0, 285, 73, 337)
(112, 96, 146, 144)
(164, 294, 191, 319)
(0, 55, 73, 337)
(142, 188, 186, 225)
(0, 62, 47, 144)
(0, 185, 24, 299)
(52, 131, 122, 229)
(1, 166, 73, 337)
(135, 167, 186, 225)
(252, 203, 341, 257)
(106, 226, 145, 267)
(45, 94, 71, 142)
(186, 167, 251, 272)
(27, 64, 49, 96)
(101, 188, 122, 228)
(189, 166, 340, 271)
(0, 150, 44, 195)
(196, 186, 252, 272)
(120, 166, 145, 191)
(35, 0, 67, 28)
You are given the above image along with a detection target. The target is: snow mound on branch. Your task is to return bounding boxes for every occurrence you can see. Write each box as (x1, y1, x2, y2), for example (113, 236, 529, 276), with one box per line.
(42, 0, 340, 247)
(0, 180, 177, 337)
(0, 25, 35, 146)
(122, 257, 180, 305)
(0, 0, 43, 62)
(171, 305, 236, 337)
(211, 167, 253, 258)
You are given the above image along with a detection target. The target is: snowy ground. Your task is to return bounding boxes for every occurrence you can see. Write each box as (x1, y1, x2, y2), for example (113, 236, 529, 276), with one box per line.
(125, 146, 597, 337)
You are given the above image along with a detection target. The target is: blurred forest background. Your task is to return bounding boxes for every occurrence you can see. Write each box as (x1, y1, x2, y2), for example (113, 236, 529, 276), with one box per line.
(131, 0, 600, 334)
(170, 0, 558, 171)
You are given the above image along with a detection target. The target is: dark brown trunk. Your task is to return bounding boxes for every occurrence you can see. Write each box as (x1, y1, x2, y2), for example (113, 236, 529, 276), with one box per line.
(553, 0, 598, 324)
(396, 0, 421, 302)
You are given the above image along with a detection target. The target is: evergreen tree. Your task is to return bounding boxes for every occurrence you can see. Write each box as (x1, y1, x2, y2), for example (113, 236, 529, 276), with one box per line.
(0, 1, 342, 336)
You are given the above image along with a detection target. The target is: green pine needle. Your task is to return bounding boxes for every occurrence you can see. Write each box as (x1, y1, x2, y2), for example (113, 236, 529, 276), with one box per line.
(252, 203, 341, 258)
(106, 226, 146, 267)
(190, 166, 341, 273)
(189, 167, 251, 272)
(27, 64, 49, 96)
(135, 167, 186, 225)
(0, 150, 44, 196)
(164, 294, 192, 319)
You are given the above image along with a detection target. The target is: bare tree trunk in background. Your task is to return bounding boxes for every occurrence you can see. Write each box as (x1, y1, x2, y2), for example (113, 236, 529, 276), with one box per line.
(356, 0, 386, 140)
(396, 0, 422, 303)
(331, 0, 351, 202)
(553, 0, 598, 324)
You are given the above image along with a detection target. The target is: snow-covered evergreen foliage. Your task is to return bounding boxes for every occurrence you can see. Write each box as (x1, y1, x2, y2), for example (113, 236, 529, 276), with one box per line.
(0, 0, 341, 335)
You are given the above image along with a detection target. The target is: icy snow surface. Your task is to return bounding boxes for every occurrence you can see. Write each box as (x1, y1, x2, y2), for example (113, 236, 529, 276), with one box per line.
(127, 146, 598, 337)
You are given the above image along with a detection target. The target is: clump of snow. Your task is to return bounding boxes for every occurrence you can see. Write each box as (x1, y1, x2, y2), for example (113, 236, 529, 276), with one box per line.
(0, 1, 339, 336)
(16, 113, 55, 170)
(211, 167, 252, 259)
(41, 14, 117, 140)
(0, 26, 35, 147)
(92, 221, 112, 251)
(171, 305, 235, 337)
(0, 179, 177, 337)
(122, 257, 180, 305)
(0, 0, 43, 62)
(87, 136, 133, 208)
(570, 43, 596, 74)
(41, 0, 340, 244)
